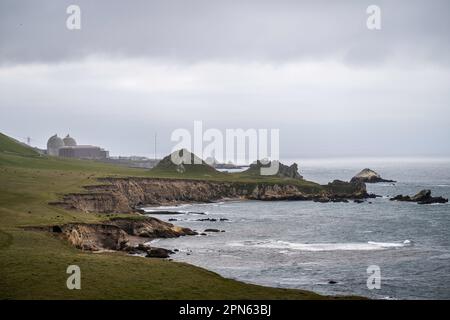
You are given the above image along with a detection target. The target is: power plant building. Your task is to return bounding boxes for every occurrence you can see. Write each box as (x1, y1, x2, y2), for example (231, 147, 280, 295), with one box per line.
(46, 134, 109, 160)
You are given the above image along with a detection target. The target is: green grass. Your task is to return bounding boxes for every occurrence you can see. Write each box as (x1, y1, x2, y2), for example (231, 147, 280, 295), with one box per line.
(0, 133, 358, 300)
(0, 132, 39, 156)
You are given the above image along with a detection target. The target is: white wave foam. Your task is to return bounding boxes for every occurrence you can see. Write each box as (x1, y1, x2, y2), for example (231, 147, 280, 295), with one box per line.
(228, 240, 412, 252)
(143, 204, 191, 211)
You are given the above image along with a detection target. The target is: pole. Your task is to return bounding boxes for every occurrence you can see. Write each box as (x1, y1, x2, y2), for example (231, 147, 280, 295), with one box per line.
(154, 132, 157, 161)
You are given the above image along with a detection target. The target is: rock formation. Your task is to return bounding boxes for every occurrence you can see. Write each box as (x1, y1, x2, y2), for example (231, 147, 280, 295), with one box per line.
(311, 180, 370, 203)
(32, 216, 197, 253)
(108, 217, 197, 238)
(351, 168, 395, 183)
(125, 244, 174, 258)
(58, 223, 129, 251)
(243, 160, 303, 179)
(390, 189, 448, 204)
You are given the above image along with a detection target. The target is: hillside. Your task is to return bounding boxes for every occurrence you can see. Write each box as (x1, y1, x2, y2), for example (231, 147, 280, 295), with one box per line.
(0, 132, 39, 156)
(150, 149, 223, 178)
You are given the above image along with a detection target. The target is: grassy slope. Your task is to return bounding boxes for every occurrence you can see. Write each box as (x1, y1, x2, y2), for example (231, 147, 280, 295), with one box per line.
(0, 134, 351, 300)
(0, 132, 39, 156)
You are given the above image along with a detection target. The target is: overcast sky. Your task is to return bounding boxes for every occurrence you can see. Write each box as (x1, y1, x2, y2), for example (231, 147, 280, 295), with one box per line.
(1, 0, 449, 160)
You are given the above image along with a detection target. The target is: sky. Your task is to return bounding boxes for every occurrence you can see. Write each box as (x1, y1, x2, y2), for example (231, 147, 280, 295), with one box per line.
(1, 0, 449, 160)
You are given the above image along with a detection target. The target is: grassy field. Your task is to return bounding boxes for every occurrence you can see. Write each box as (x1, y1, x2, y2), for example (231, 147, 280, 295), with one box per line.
(0, 133, 352, 299)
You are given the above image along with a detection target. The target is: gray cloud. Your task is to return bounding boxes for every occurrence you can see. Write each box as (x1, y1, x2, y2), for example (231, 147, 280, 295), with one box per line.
(1, 1, 450, 159)
(1, 0, 449, 66)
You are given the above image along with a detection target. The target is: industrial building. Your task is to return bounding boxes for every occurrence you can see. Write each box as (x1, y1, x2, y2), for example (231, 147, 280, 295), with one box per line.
(46, 134, 109, 160)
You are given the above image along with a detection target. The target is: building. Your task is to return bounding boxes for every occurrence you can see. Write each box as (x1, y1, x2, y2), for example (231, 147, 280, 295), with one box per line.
(47, 134, 64, 156)
(46, 134, 109, 160)
(101, 156, 159, 169)
(58, 145, 109, 159)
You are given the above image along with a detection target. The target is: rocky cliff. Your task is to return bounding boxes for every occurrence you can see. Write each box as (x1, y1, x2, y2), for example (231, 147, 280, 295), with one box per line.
(32, 216, 197, 252)
(51, 177, 369, 214)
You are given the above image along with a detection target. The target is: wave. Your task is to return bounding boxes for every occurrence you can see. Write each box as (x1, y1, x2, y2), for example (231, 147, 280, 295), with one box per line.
(143, 204, 191, 211)
(228, 240, 412, 252)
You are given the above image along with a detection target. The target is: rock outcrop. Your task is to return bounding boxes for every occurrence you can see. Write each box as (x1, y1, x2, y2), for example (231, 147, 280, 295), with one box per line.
(390, 189, 448, 204)
(311, 180, 370, 203)
(325, 180, 369, 199)
(126, 244, 174, 258)
(351, 168, 395, 183)
(59, 223, 129, 251)
(32, 216, 197, 253)
(277, 162, 303, 179)
(244, 160, 303, 179)
(109, 217, 197, 238)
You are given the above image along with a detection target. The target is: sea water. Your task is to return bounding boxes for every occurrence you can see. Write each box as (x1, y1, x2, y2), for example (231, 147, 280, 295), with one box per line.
(144, 158, 450, 299)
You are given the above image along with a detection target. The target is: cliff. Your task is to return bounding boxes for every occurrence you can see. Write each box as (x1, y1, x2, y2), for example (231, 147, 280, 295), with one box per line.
(51, 177, 369, 214)
(31, 216, 197, 252)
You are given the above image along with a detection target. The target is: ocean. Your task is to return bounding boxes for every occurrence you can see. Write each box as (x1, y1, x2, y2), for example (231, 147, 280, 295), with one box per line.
(144, 158, 450, 299)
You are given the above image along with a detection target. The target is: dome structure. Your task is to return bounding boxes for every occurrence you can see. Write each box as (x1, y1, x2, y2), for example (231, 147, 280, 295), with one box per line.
(47, 134, 64, 156)
(63, 134, 77, 147)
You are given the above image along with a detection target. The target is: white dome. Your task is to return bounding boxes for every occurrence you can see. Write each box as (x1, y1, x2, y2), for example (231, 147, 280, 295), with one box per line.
(63, 134, 77, 146)
(47, 134, 64, 156)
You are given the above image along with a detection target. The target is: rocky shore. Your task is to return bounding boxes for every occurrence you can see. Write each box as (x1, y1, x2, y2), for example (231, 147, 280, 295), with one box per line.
(50, 177, 371, 214)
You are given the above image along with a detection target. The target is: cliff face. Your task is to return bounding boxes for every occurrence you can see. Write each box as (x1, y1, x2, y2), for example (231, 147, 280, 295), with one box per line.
(51, 177, 368, 214)
(58, 223, 129, 251)
(33, 216, 197, 251)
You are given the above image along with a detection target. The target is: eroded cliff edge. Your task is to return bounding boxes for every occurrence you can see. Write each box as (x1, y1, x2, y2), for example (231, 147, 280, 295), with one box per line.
(50, 177, 370, 214)
(27, 216, 197, 255)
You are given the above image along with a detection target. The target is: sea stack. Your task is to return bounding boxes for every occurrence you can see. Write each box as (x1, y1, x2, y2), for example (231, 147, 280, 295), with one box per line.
(350, 168, 396, 183)
(390, 189, 448, 205)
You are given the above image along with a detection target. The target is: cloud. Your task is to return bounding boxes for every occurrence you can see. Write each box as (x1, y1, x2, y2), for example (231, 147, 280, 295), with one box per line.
(1, 0, 449, 66)
(1, 56, 449, 157)
(1, 1, 449, 157)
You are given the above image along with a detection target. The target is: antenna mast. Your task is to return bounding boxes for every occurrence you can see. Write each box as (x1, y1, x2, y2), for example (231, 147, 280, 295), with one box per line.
(154, 132, 157, 161)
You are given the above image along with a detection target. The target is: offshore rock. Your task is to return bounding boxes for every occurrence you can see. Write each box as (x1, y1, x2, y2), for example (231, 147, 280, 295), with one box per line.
(351, 168, 396, 184)
(390, 189, 448, 205)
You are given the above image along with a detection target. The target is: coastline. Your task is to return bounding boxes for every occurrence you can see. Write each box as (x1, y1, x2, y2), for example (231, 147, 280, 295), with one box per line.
(2, 144, 448, 299)
(0, 150, 366, 300)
